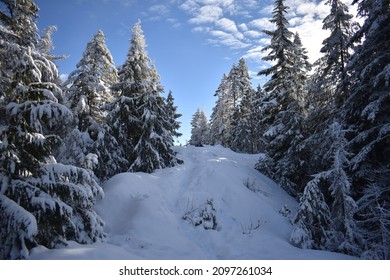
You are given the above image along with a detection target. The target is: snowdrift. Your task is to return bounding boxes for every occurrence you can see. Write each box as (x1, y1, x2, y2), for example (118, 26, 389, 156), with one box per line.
(30, 146, 354, 259)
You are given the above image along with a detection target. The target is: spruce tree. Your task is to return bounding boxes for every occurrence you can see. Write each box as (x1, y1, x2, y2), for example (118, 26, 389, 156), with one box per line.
(190, 109, 210, 147)
(0, 0, 105, 259)
(325, 123, 360, 256)
(229, 58, 257, 153)
(108, 20, 179, 173)
(59, 30, 125, 181)
(209, 74, 230, 146)
(165, 90, 182, 140)
(342, 0, 390, 259)
(255, 0, 305, 196)
(290, 176, 331, 249)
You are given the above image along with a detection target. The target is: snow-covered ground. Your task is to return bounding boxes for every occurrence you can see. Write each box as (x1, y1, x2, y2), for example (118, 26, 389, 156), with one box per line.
(29, 146, 355, 259)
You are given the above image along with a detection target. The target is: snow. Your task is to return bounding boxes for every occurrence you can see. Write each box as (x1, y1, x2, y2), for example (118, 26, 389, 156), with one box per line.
(29, 145, 355, 260)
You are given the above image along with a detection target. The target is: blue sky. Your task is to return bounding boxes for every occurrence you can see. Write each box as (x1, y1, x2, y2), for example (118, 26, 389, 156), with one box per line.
(34, 0, 358, 144)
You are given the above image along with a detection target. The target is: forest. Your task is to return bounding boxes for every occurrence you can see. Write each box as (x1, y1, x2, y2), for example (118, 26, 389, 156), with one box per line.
(0, 0, 389, 260)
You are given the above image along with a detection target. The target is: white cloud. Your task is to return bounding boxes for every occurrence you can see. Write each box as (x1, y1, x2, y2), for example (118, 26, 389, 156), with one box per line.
(179, 0, 199, 13)
(209, 30, 250, 49)
(216, 18, 238, 33)
(192, 26, 211, 33)
(239, 23, 248, 32)
(244, 30, 262, 38)
(189, 5, 223, 24)
(176, 0, 360, 66)
(149, 4, 170, 15)
(248, 18, 274, 31)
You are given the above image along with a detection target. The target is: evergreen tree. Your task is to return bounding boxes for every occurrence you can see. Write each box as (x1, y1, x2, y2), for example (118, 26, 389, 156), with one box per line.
(291, 32, 311, 108)
(342, 0, 390, 259)
(321, 0, 357, 99)
(108, 20, 179, 173)
(209, 74, 230, 146)
(59, 30, 125, 181)
(229, 58, 257, 153)
(290, 176, 331, 249)
(165, 90, 182, 140)
(0, 0, 105, 259)
(65, 30, 117, 129)
(324, 123, 360, 256)
(299, 1, 356, 190)
(190, 109, 209, 147)
(255, 0, 305, 196)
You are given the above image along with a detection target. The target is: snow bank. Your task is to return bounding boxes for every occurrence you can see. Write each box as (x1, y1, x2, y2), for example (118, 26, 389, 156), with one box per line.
(30, 146, 355, 259)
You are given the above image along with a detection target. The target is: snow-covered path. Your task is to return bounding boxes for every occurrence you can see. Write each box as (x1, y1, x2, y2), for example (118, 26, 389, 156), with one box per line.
(29, 146, 355, 259)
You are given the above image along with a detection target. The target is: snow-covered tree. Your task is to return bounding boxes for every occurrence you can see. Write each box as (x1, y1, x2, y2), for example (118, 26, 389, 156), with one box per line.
(255, 0, 305, 196)
(209, 74, 230, 146)
(108, 20, 179, 173)
(210, 58, 257, 150)
(324, 123, 360, 255)
(165, 90, 182, 140)
(58, 30, 125, 181)
(290, 176, 331, 249)
(229, 58, 258, 153)
(341, 0, 390, 259)
(291, 32, 311, 108)
(190, 109, 210, 147)
(65, 30, 117, 128)
(321, 0, 357, 98)
(0, 0, 105, 259)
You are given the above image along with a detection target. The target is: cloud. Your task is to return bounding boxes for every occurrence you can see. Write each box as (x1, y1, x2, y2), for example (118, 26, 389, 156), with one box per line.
(177, 0, 360, 68)
(189, 5, 223, 24)
(244, 30, 262, 38)
(149, 4, 170, 15)
(209, 30, 250, 49)
(216, 18, 238, 33)
(248, 18, 274, 31)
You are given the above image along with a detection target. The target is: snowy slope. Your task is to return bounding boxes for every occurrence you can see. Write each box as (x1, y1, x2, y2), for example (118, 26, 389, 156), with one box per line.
(29, 146, 355, 259)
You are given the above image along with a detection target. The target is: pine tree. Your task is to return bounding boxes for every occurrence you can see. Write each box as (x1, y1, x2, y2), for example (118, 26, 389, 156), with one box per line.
(209, 74, 230, 146)
(342, 0, 390, 259)
(325, 122, 360, 256)
(290, 176, 331, 249)
(229, 58, 257, 153)
(0, 0, 105, 259)
(190, 109, 209, 147)
(165, 90, 182, 140)
(65, 30, 117, 129)
(108, 20, 179, 173)
(321, 0, 357, 99)
(255, 0, 305, 196)
(59, 30, 125, 181)
(299, 1, 357, 191)
(291, 32, 311, 108)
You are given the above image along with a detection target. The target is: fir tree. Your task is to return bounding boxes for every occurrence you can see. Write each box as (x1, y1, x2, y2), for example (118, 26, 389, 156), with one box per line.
(321, 0, 357, 99)
(0, 0, 105, 259)
(165, 90, 182, 140)
(108, 20, 179, 173)
(342, 0, 390, 259)
(290, 176, 331, 249)
(64, 29, 117, 129)
(229, 58, 257, 153)
(255, 0, 305, 196)
(209, 74, 230, 146)
(291, 32, 311, 107)
(190, 109, 210, 147)
(324, 123, 360, 256)
(59, 30, 125, 181)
